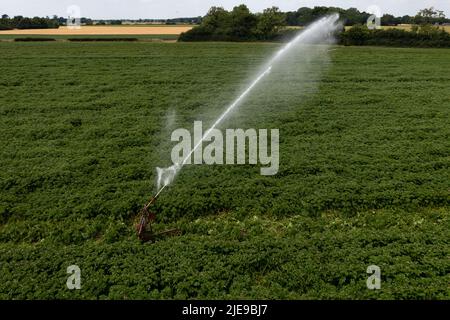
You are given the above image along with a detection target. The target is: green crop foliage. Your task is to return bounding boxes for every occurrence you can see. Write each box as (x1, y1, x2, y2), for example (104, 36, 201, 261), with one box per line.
(0, 42, 449, 299)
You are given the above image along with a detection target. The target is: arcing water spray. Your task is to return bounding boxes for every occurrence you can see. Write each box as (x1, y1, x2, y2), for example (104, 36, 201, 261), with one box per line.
(137, 14, 342, 242)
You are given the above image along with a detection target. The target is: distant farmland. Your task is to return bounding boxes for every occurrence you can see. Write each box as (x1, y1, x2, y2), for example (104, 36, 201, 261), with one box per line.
(344, 24, 450, 32)
(383, 24, 450, 32)
(0, 25, 193, 36)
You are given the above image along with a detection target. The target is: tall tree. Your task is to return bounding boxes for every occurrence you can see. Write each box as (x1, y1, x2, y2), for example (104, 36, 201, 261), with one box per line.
(229, 5, 257, 39)
(256, 7, 286, 40)
(415, 7, 446, 24)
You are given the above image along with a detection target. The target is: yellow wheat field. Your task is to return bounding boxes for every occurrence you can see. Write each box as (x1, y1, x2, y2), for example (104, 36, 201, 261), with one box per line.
(0, 25, 193, 35)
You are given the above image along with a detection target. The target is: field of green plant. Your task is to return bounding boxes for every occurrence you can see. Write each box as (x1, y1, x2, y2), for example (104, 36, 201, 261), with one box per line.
(0, 42, 448, 299)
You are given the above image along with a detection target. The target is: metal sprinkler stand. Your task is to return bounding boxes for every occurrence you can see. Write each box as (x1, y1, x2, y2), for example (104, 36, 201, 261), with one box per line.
(136, 195, 181, 243)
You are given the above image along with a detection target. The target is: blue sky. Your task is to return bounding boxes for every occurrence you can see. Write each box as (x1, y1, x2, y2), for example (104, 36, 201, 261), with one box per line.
(1, 0, 449, 19)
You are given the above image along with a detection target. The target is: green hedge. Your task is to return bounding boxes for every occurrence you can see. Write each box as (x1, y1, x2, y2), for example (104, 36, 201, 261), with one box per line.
(340, 25, 450, 48)
(14, 37, 56, 42)
(67, 38, 139, 42)
(179, 27, 296, 42)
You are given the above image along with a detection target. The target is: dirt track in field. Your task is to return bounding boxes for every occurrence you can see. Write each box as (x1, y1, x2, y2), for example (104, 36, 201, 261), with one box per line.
(0, 26, 193, 35)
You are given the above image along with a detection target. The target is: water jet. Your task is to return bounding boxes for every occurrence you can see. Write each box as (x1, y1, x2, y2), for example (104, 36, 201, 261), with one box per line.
(136, 14, 342, 242)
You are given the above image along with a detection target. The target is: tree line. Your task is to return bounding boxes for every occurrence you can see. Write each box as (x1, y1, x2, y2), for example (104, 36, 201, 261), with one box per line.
(285, 6, 449, 26)
(179, 5, 450, 46)
(0, 15, 59, 30)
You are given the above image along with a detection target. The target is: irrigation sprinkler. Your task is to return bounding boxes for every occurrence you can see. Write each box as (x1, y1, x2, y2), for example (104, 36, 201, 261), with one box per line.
(136, 190, 181, 242)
